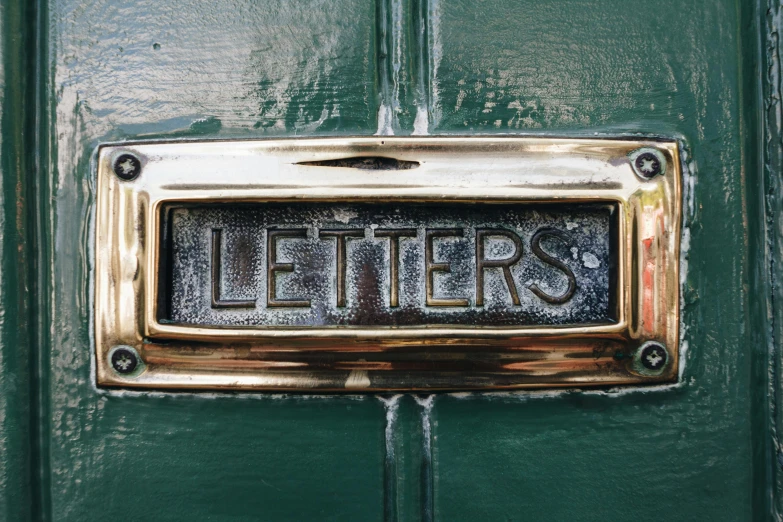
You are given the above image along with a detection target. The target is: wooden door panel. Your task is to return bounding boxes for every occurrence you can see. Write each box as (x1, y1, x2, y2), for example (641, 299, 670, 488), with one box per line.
(428, 1, 755, 520)
(0, 0, 768, 519)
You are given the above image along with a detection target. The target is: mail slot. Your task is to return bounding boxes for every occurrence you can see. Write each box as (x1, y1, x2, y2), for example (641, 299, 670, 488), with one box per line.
(160, 202, 617, 327)
(94, 137, 681, 391)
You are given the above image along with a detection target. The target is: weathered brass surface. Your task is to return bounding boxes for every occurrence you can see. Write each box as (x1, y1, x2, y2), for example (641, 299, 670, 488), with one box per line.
(95, 137, 681, 391)
(165, 202, 614, 327)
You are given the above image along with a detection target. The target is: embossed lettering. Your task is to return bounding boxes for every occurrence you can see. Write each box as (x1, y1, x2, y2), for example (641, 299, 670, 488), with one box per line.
(211, 229, 256, 309)
(319, 229, 366, 307)
(528, 228, 577, 304)
(425, 229, 469, 307)
(267, 229, 311, 307)
(375, 229, 417, 307)
(475, 229, 523, 306)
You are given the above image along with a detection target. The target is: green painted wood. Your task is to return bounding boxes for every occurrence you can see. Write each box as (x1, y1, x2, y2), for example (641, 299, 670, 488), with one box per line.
(38, 1, 387, 521)
(762, 0, 783, 518)
(744, 0, 770, 518)
(50, 396, 386, 521)
(10, 0, 775, 520)
(425, 0, 767, 520)
(382, 396, 433, 522)
(0, 0, 35, 520)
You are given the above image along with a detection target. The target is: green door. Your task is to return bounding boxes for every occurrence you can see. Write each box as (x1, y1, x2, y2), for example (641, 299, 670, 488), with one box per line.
(0, 0, 779, 520)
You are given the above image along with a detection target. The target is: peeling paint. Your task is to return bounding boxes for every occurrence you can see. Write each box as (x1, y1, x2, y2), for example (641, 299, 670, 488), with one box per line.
(345, 370, 371, 389)
(376, 104, 394, 136)
(413, 106, 429, 135)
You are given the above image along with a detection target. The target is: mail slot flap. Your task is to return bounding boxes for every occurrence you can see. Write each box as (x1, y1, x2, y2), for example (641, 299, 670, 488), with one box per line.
(95, 137, 680, 391)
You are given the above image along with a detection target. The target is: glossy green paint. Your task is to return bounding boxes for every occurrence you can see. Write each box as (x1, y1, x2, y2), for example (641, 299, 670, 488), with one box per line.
(0, 0, 34, 520)
(0, 0, 777, 520)
(428, 1, 759, 519)
(762, 0, 783, 518)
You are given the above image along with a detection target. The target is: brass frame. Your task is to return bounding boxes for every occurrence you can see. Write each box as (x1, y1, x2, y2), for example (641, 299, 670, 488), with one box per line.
(95, 137, 681, 391)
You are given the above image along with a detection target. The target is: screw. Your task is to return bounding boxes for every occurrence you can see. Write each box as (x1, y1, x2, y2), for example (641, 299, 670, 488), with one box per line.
(639, 342, 668, 372)
(630, 148, 665, 179)
(110, 346, 140, 375)
(113, 153, 141, 181)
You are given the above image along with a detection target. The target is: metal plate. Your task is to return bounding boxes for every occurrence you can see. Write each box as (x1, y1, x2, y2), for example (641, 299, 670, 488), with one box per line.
(163, 202, 617, 327)
(95, 137, 681, 391)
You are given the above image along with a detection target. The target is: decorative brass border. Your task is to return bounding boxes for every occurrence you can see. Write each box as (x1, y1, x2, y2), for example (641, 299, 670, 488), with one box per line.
(95, 137, 681, 391)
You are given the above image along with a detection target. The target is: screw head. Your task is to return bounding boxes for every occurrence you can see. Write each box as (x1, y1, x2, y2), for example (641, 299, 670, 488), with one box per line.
(639, 342, 668, 372)
(629, 148, 665, 179)
(113, 153, 141, 181)
(110, 346, 140, 375)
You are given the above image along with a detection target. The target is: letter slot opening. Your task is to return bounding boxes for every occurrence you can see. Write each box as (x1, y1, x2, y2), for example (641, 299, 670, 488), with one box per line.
(155, 201, 620, 329)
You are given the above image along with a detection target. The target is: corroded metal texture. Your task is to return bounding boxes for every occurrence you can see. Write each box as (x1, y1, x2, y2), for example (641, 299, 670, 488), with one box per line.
(94, 137, 680, 391)
(165, 202, 615, 327)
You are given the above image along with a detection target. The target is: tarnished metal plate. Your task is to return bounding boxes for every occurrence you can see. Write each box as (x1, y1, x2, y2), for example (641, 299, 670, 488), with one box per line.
(163, 202, 616, 327)
(94, 137, 681, 391)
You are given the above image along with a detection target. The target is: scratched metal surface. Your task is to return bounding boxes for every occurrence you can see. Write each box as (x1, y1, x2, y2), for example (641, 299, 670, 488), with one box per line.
(166, 202, 614, 327)
(16, 0, 767, 520)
